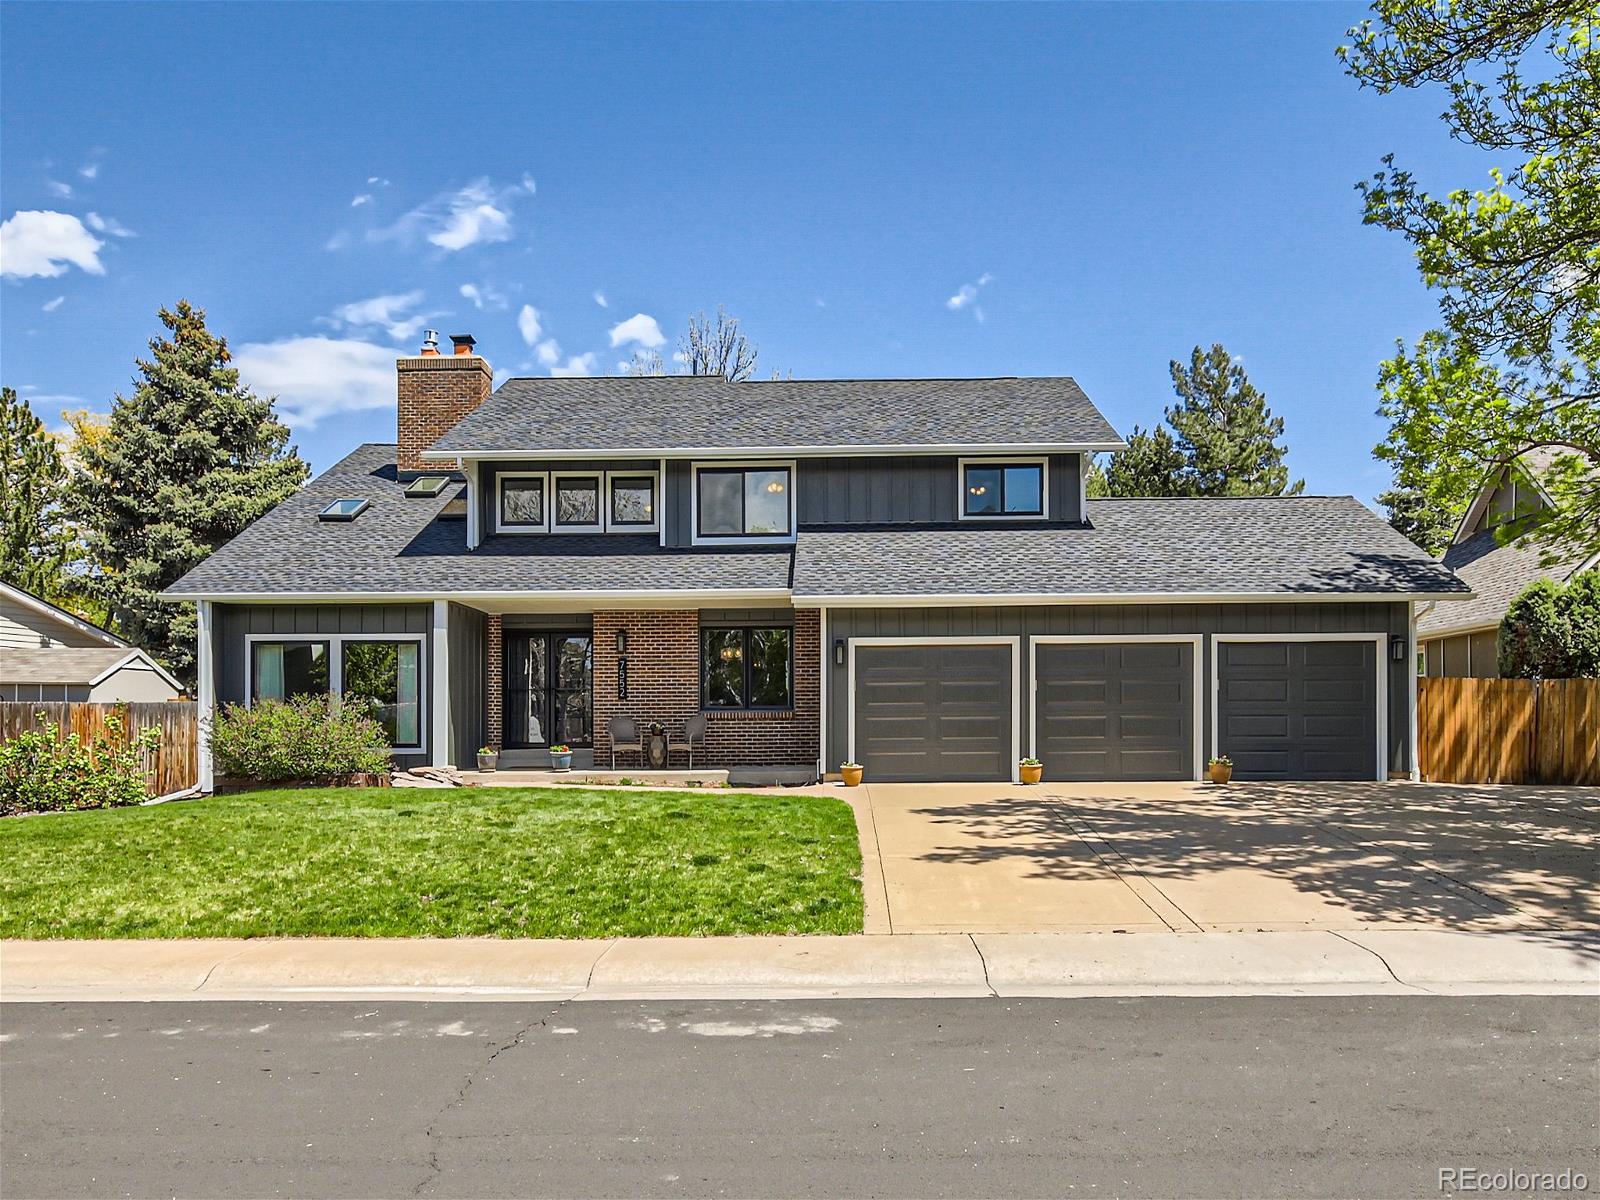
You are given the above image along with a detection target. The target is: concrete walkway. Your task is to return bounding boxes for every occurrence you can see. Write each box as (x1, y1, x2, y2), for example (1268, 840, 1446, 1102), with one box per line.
(3, 930, 1595, 1002)
(828, 779, 1600, 935)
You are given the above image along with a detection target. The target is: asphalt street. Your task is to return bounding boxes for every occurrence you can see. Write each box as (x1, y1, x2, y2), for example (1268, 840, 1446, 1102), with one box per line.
(2, 997, 1595, 1199)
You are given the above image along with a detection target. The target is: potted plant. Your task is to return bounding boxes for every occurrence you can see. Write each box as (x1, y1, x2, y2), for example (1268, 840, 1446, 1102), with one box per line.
(1208, 755, 1233, 784)
(1019, 756, 1043, 785)
(548, 744, 573, 772)
(839, 761, 864, 787)
(476, 746, 498, 772)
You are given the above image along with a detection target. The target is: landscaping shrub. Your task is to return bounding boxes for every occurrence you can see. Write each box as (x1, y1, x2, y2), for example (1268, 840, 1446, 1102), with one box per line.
(211, 694, 392, 784)
(1499, 569, 1600, 678)
(0, 712, 161, 816)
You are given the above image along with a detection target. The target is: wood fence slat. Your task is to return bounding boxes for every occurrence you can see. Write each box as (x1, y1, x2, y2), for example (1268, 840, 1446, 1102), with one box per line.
(1420, 676, 1597, 786)
(0, 702, 198, 796)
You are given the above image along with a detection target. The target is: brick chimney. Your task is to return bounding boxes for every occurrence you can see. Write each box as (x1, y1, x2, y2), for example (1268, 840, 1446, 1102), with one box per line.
(396, 331, 492, 473)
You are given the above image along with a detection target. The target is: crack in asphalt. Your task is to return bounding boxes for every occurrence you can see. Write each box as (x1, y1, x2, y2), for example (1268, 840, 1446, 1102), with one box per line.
(410, 1000, 569, 1196)
(1326, 930, 1436, 995)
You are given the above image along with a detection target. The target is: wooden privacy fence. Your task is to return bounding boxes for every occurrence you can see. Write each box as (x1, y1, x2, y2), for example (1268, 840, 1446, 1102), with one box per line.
(0, 701, 198, 796)
(1418, 677, 1599, 786)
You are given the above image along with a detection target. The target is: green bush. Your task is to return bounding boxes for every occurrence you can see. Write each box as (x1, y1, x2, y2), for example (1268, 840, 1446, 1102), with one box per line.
(0, 712, 161, 816)
(211, 694, 392, 783)
(1498, 569, 1600, 679)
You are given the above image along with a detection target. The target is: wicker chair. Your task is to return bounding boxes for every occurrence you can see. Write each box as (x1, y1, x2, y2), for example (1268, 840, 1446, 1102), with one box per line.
(666, 713, 707, 768)
(608, 715, 644, 769)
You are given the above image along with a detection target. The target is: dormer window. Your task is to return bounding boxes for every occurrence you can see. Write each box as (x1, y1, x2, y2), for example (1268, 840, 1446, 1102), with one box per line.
(959, 458, 1046, 520)
(494, 468, 660, 535)
(692, 462, 795, 544)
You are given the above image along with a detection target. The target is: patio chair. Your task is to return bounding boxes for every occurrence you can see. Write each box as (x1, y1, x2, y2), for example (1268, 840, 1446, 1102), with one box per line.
(608, 715, 644, 770)
(666, 713, 708, 769)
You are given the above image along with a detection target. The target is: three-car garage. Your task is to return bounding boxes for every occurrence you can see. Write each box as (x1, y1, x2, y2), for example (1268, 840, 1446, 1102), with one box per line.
(842, 631, 1388, 783)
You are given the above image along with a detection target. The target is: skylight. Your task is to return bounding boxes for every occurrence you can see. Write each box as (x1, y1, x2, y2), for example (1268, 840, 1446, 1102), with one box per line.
(405, 476, 451, 498)
(317, 498, 370, 522)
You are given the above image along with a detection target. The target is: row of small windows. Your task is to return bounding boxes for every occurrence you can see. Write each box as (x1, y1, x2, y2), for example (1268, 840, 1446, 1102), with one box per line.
(495, 471, 658, 535)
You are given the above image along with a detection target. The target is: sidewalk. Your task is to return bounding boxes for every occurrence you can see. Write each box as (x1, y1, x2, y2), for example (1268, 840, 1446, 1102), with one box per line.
(4, 930, 1596, 1003)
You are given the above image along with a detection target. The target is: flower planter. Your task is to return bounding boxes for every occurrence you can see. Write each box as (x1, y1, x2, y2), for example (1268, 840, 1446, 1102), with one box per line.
(1208, 761, 1233, 784)
(840, 765, 864, 787)
(1020, 762, 1043, 785)
(549, 750, 574, 773)
(476, 752, 498, 773)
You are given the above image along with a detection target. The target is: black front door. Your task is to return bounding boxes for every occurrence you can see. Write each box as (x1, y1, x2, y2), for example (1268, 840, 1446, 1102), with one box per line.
(504, 633, 593, 748)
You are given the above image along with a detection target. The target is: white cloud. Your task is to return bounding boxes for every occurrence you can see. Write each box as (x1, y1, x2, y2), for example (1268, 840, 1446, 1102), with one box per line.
(46, 180, 73, 199)
(0, 211, 105, 278)
(351, 194, 372, 207)
(461, 282, 506, 311)
(374, 174, 537, 253)
(367, 176, 389, 186)
(78, 163, 99, 180)
(593, 290, 608, 307)
(331, 290, 428, 341)
(946, 272, 994, 322)
(234, 336, 398, 428)
(85, 212, 134, 237)
(550, 352, 597, 378)
(608, 313, 665, 350)
(517, 304, 542, 345)
(535, 339, 560, 366)
(42, 295, 64, 312)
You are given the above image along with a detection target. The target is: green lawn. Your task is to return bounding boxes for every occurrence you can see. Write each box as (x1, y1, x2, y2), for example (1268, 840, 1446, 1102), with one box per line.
(0, 787, 864, 939)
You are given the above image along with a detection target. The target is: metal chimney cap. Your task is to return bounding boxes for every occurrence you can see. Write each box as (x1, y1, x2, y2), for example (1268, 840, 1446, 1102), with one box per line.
(421, 330, 441, 353)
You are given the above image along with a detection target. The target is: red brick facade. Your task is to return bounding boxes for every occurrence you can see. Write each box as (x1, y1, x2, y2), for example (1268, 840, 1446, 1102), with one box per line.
(484, 615, 504, 751)
(591, 609, 820, 769)
(397, 354, 493, 473)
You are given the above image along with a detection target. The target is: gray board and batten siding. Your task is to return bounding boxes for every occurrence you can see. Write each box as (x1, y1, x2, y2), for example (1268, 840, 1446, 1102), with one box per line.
(824, 602, 1411, 782)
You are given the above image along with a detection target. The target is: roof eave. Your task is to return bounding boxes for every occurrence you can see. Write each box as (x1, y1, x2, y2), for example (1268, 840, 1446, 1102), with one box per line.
(422, 441, 1127, 461)
(793, 589, 1476, 606)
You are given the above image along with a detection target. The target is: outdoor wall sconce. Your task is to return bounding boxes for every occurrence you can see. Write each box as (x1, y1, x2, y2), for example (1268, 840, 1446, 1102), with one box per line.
(834, 639, 846, 666)
(1390, 635, 1407, 662)
(616, 628, 628, 656)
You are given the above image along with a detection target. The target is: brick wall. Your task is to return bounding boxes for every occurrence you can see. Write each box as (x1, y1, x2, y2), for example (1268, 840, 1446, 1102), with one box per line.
(397, 354, 493, 473)
(484, 616, 503, 751)
(592, 609, 819, 769)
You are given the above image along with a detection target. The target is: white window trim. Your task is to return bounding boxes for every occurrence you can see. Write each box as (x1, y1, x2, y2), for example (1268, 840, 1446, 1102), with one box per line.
(957, 455, 1049, 522)
(494, 471, 550, 535)
(1028, 634, 1204, 780)
(243, 632, 428, 754)
(550, 471, 606, 534)
(846, 636, 1022, 783)
(1209, 633, 1388, 782)
(605, 468, 661, 535)
(690, 459, 798, 547)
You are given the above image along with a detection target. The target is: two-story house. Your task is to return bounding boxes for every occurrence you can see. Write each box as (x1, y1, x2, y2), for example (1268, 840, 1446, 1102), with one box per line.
(167, 333, 1470, 787)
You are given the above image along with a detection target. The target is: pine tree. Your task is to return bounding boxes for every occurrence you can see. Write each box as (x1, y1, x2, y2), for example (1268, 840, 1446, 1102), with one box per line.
(1164, 344, 1304, 497)
(1102, 425, 1188, 498)
(0, 386, 77, 601)
(75, 301, 308, 685)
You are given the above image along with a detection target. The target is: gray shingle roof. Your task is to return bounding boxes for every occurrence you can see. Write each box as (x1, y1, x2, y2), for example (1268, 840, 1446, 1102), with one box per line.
(791, 497, 1473, 600)
(0, 647, 143, 686)
(1417, 528, 1588, 636)
(164, 444, 793, 598)
(427, 376, 1123, 456)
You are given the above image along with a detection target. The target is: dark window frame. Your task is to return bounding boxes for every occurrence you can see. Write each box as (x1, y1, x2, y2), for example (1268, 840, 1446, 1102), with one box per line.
(608, 474, 658, 527)
(249, 639, 332, 704)
(695, 465, 793, 540)
(699, 625, 794, 712)
(498, 474, 547, 529)
(552, 474, 603, 530)
(962, 461, 1045, 518)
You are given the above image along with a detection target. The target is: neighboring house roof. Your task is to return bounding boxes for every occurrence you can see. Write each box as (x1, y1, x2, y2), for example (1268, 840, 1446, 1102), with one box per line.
(791, 497, 1472, 602)
(0, 646, 181, 690)
(165, 443, 793, 600)
(0, 581, 126, 647)
(1417, 530, 1589, 637)
(425, 375, 1125, 458)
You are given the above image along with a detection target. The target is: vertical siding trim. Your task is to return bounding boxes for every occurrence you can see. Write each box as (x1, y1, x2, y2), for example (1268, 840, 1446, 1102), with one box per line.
(431, 600, 449, 767)
(1406, 600, 1419, 780)
(197, 599, 214, 792)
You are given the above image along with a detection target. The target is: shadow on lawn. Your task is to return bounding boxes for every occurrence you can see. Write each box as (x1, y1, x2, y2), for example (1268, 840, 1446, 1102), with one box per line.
(909, 781, 1600, 943)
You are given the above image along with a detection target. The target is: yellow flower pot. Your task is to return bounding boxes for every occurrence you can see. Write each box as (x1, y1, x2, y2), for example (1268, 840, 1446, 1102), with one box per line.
(1020, 762, 1043, 785)
(841, 765, 864, 787)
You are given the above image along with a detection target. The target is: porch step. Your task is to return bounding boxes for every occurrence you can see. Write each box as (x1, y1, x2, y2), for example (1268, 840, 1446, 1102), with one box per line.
(462, 767, 730, 789)
(496, 748, 595, 771)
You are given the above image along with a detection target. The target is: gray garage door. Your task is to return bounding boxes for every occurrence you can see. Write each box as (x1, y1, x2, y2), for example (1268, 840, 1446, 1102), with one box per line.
(1035, 641, 1195, 781)
(853, 643, 1012, 782)
(1216, 640, 1378, 780)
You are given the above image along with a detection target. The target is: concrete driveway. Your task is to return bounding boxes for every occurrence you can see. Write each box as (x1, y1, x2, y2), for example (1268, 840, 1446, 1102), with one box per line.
(838, 781, 1599, 935)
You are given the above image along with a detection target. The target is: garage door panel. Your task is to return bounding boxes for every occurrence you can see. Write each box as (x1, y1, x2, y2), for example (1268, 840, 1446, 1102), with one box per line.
(1217, 641, 1378, 781)
(853, 644, 1013, 782)
(1035, 641, 1195, 782)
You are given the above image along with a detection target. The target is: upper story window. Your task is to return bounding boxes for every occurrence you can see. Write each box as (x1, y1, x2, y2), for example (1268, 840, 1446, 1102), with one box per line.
(495, 469, 658, 535)
(959, 458, 1047, 520)
(693, 462, 794, 544)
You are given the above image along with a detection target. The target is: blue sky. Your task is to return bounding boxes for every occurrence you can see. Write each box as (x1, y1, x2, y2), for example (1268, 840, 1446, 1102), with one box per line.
(2, 2, 1487, 501)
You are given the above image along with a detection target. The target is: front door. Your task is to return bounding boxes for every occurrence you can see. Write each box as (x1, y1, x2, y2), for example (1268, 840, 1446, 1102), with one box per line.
(504, 632, 593, 748)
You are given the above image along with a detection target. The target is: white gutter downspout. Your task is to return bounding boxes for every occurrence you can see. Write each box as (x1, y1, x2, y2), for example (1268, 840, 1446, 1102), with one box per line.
(1407, 599, 1422, 781)
(817, 607, 829, 782)
(196, 599, 214, 793)
(432, 600, 450, 768)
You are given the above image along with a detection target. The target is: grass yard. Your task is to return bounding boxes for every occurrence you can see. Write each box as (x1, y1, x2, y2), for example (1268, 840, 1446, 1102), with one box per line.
(0, 787, 864, 939)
